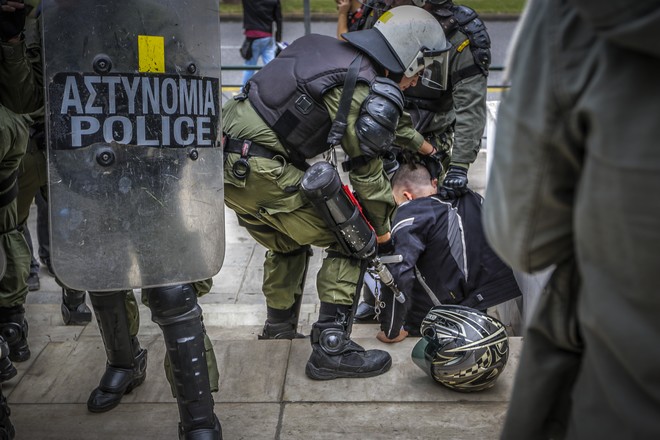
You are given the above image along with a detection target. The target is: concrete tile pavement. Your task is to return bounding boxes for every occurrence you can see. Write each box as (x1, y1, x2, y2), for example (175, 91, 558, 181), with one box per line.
(8, 148, 523, 439)
(8, 299, 521, 439)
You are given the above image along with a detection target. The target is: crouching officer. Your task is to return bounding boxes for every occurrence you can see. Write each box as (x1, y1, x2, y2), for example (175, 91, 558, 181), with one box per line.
(40, 0, 225, 438)
(408, 0, 491, 200)
(222, 5, 449, 380)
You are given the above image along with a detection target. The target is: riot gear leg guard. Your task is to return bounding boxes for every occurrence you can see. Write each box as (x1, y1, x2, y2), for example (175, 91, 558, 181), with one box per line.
(144, 284, 221, 440)
(61, 288, 92, 325)
(0, 336, 15, 440)
(305, 302, 392, 381)
(87, 291, 147, 413)
(0, 306, 30, 363)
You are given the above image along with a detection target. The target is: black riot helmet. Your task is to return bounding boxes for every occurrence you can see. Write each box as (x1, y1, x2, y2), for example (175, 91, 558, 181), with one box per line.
(411, 305, 509, 392)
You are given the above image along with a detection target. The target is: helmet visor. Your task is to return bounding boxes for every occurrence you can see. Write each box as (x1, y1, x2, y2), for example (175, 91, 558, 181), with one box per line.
(420, 52, 449, 90)
(404, 46, 450, 82)
(411, 334, 439, 378)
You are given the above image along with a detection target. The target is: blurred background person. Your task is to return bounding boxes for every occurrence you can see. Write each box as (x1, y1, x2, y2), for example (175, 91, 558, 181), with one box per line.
(241, 0, 282, 86)
(483, 0, 660, 438)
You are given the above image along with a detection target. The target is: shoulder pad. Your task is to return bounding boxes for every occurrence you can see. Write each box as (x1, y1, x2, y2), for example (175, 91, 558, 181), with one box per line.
(464, 18, 491, 50)
(451, 5, 478, 26)
(371, 77, 404, 113)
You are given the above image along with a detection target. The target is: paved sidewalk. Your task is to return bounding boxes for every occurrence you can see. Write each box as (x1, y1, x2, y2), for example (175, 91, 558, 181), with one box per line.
(8, 149, 523, 439)
(9, 300, 520, 440)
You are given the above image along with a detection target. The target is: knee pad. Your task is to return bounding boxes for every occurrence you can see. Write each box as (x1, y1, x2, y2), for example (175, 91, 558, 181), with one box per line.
(144, 284, 201, 326)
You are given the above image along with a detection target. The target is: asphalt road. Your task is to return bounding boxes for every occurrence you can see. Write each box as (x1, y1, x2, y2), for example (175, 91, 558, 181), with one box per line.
(219, 18, 519, 94)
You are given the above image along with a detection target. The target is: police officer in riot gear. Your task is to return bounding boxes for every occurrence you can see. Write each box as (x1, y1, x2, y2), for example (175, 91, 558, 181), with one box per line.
(40, 1, 225, 438)
(0, 4, 34, 433)
(341, 0, 491, 199)
(408, 0, 491, 199)
(223, 6, 448, 379)
(0, 0, 43, 364)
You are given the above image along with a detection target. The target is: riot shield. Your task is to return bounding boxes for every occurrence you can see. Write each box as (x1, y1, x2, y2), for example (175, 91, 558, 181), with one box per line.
(41, 0, 225, 291)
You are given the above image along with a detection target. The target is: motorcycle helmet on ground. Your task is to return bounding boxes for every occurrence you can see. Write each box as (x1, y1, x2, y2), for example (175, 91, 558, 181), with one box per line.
(411, 305, 509, 392)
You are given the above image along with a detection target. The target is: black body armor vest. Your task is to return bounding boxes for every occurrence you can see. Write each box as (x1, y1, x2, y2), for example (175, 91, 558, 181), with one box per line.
(246, 34, 380, 159)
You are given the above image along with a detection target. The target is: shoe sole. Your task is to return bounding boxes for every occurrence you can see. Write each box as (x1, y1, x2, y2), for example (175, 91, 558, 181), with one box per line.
(305, 357, 392, 381)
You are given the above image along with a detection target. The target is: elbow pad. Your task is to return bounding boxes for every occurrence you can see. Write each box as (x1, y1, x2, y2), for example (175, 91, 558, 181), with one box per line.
(356, 77, 404, 159)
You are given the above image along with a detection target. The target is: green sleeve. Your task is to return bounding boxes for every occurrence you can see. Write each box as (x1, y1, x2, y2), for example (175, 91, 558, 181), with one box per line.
(395, 110, 425, 152)
(447, 32, 488, 166)
(323, 84, 396, 237)
(450, 73, 487, 165)
(0, 35, 42, 114)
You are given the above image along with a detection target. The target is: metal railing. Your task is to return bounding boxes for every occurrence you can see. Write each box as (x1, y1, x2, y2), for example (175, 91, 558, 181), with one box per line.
(220, 65, 508, 90)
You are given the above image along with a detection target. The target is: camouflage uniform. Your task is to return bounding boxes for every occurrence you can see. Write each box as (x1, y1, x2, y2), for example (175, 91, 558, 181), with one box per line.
(223, 84, 423, 310)
(0, 33, 42, 362)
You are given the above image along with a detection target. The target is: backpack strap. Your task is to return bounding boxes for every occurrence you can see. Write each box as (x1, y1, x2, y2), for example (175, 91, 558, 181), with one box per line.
(326, 53, 363, 147)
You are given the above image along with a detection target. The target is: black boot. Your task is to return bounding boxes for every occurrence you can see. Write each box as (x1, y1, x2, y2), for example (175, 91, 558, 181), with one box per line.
(87, 339, 147, 413)
(0, 336, 15, 440)
(0, 338, 16, 383)
(61, 289, 92, 325)
(0, 306, 30, 363)
(258, 306, 305, 340)
(0, 391, 14, 440)
(178, 414, 223, 440)
(87, 291, 147, 413)
(305, 303, 391, 381)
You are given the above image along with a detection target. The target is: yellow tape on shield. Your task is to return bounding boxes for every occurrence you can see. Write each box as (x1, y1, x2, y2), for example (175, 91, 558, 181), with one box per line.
(138, 35, 165, 73)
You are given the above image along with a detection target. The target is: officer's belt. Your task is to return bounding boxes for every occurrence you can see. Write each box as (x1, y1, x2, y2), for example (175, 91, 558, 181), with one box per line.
(223, 137, 281, 160)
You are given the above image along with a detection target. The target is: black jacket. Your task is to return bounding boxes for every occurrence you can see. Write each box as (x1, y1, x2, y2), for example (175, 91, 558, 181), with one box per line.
(242, 0, 282, 42)
(380, 189, 521, 338)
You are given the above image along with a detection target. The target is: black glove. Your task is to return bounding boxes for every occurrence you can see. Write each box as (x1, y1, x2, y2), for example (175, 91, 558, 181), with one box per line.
(377, 238, 395, 256)
(0, 0, 26, 42)
(439, 165, 469, 200)
(420, 151, 444, 182)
